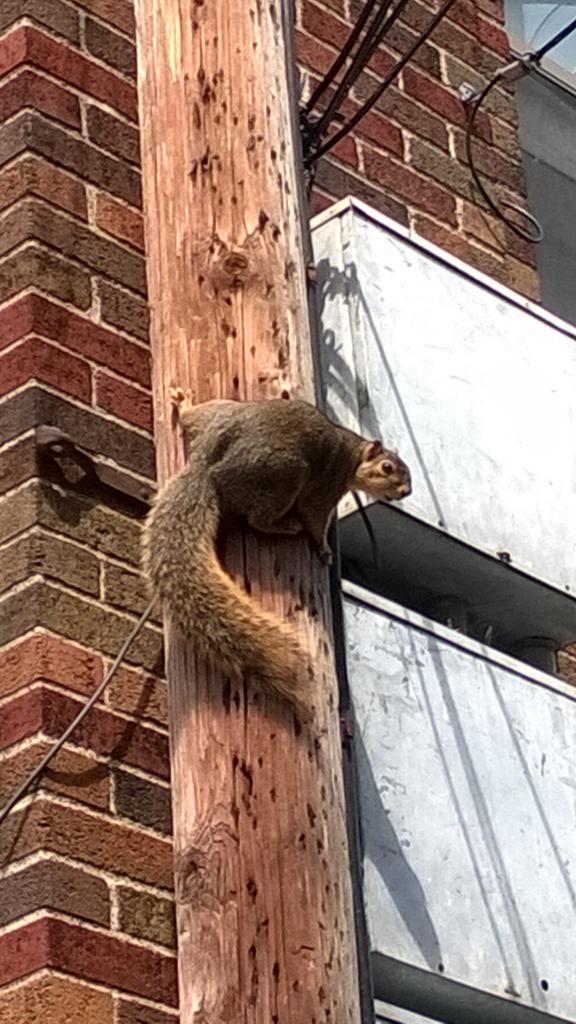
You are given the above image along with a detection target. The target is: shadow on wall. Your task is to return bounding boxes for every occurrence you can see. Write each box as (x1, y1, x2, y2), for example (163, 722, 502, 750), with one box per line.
(316, 257, 447, 528)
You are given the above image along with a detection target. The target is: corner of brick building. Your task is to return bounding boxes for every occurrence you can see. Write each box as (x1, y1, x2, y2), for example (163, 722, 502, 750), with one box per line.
(0, 0, 178, 1020)
(299, 0, 540, 302)
(0, 0, 541, 1020)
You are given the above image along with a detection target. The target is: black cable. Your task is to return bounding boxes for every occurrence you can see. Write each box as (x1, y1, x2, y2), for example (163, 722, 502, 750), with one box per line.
(0, 596, 157, 828)
(311, 0, 397, 141)
(465, 63, 544, 243)
(308, 0, 458, 164)
(305, 0, 381, 115)
(352, 491, 379, 568)
(533, 13, 576, 59)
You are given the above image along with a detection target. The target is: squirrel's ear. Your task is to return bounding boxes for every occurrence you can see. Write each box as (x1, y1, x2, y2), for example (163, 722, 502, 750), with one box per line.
(364, 440, 383, 460)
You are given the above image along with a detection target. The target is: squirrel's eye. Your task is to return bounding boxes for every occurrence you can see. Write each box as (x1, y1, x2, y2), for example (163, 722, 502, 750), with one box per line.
(381, 461, 394, 476)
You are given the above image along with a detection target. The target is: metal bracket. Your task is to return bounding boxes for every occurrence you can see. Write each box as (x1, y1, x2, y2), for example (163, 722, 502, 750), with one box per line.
(36, 425, 155, 506)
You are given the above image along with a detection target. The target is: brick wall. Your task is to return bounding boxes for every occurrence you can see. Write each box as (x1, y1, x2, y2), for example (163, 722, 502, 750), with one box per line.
(298, 0, 540, 300)
(0, 1, 178, 1021)
(0, 0, 540, 1020)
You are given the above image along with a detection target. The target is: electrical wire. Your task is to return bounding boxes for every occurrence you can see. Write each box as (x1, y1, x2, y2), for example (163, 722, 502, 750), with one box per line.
(307, 0, 458, 164)
(533, 13, 576, 59)
(304, 0, 381, 115)
(464, 62, 544, 243)
(311, 0, 411, 141)
(0, 596, 157, 828)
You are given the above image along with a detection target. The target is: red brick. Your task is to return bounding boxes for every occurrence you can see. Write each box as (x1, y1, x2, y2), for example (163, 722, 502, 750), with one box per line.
(106, 666, 167, 728)
(8, 685, 171, 779)
(0, 433, 38, 496)
(327, 134, 358, 168)
(0, 294, 150, 384)
(0, 631, 104, 702)
(0, 917, 50, 987)
(0, 918, 177, 1004)
(95, 370, 153, 431)
(354, 109, 403, 157)
(0, 156, 88, 219)
(0, 68, 81, 128)
(402, 66, 467, 126)
(0, 973, 114, 1024)
(354, 72, 449, 151)
(0, 336, 91, 401)
(363, 145, 457, 225)
(0, 798, 174, 888)
(0, 26, 138, 122)
(401, 0, 502, 76)
(315, 156, 409, 225)
(96, 193, 145, 250)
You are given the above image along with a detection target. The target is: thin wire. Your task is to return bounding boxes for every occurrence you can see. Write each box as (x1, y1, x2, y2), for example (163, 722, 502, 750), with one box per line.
(0, 596, 157, 828)
(533, 13, 576, 59)
(305, 0, 381, 114)
(352, 491, 379, 567)
(465, 69, 544, 243)
(308, 0, 458, 163)
(312, 0, 398, 138)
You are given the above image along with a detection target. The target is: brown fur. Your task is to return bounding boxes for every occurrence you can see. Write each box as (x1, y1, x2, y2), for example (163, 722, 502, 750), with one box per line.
(143, 394, 411, 718)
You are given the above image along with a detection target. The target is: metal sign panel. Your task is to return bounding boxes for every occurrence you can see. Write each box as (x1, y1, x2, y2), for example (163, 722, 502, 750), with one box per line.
(312, 199, 576, 594)
(345, 587, 576, 1021)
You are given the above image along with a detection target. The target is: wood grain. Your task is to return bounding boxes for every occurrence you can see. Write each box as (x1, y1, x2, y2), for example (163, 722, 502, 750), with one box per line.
(134, 1, 361, 1020)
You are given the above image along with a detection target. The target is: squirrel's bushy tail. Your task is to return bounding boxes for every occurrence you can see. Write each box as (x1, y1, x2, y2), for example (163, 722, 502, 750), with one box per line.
(143, 463, 310, 717)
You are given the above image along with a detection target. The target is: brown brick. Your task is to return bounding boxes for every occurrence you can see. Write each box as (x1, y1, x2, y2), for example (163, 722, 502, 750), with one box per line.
(0, 68, 81, 128)
(72, 0, 135, 35)
(0, 293, 150, 384)
(355, 73, 449, 151)
(455, 129, 523, 191)
(117, 1002, 178, 1024)
(0, 530, 100, 596)
(97, 279, 150, 342)
(103, 561, 153, 615)
(0, 336, 92, 402)
(461, 198, 534, 265)
(363, 145, 457, 225)
(0, 112, 142, 207)
(0, 857, 110, 927)
(0, 387, 155, 477)
(0, 26, 138, 122)
(0, 478, 38, 545)
(0, 798, 174, 888)
(118, 886, 176, 948)
(29, 479, 144, 565)
(0, 580, 163, 672)
(115, 769, 172, 833)
(0, 199, 147, 294)
(314, 158, 409, 226)
(40, 686, 169, 778)
(412, 213, 505, 279)
(0, 0, 80, 43)
(0, 432, 38, 496)
(353, 109, 403, 158)
(0, 155, 88, 218)
(401, 1, 502, 78)
(0, 630, 104, 702)
(0, 917, 177, 1004)
(107, 667, 168, 728)
(85, 17, 136, 79)
(0, 973, 114, 1024)
(96, 192, 145, 250)
(402, 66, 468, 128)
(87, 105, 140, 166)
(0, 736, 110, 809)
(0, 243, 92, 307)
(442, 54, 518, 127)
(95, 371, 153, 431)
(409, 137, 472, 199)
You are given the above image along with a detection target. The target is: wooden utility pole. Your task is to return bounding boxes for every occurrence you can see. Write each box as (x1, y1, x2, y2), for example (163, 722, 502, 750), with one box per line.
(134, 2, 362, 1021)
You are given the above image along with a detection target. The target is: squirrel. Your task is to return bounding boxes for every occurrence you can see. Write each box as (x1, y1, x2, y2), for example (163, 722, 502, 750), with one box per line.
(143, 388, 411, 718)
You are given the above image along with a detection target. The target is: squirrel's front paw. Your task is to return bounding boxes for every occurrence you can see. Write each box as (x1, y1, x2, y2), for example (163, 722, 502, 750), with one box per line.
(170, 387, 196, 418)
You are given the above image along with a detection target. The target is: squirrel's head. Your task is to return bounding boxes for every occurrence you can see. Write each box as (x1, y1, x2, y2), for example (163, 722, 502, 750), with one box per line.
(353, 440, 412, 502)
